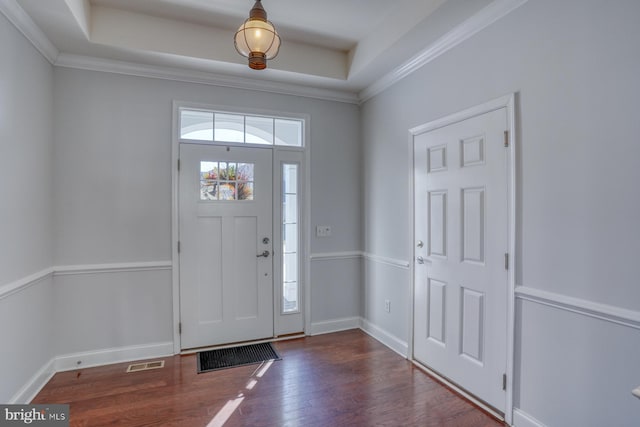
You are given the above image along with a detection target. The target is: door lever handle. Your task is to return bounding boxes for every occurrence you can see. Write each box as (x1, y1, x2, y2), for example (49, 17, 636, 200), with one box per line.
(416, 256, 425, 264)
(257, 250, 270, 258)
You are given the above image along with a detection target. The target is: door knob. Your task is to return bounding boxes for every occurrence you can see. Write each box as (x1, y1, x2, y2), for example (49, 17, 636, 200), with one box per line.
(417, 240, 424, 248)
(257, 250, 270, 258)
(416, 256, 425, 264)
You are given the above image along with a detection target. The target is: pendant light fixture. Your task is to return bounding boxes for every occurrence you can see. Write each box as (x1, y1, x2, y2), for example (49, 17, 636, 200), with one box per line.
(234, 0, 281, 70)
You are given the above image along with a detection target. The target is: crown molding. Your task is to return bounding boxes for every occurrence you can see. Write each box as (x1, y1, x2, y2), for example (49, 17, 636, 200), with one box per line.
(55, 53, 360, 104)
(359, 0, 529, 102)
(3, 0, 529, 105)
(0, 0, 59, 63)
(1, 0, 357, 104)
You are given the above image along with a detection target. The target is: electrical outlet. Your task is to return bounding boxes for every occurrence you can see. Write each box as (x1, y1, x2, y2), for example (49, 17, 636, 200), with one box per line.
(384, 300, 391, 313)
(316, 225, 332, 237)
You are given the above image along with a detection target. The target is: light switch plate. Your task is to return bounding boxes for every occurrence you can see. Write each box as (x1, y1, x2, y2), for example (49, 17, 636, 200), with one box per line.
(316, 225, 332, 237)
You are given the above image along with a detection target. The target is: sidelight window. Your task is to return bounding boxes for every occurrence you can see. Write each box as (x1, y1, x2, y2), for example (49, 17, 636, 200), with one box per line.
(282, 163, 299, 313)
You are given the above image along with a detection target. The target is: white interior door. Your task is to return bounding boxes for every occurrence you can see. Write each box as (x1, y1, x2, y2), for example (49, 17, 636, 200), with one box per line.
(179, 144, 273, 349)
(413, 108, 509, 412)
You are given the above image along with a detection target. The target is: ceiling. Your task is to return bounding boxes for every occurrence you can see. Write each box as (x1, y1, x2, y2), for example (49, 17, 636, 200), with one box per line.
(12, 0, 495, 99)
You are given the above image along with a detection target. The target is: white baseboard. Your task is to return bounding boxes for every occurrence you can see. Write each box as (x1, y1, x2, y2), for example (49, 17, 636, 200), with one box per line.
(309, 317, 360, 335)
(359, 318, 408, 358)
(513, 409, 547, 427)
(309, 316, 409, 358)
(10, 341, 174, 403)
(54, 341, 174, 372)
(9, 359, 56, 404)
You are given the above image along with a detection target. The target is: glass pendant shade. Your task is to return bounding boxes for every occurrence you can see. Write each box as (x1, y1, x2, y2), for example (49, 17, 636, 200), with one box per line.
(234, 1, 281, 70)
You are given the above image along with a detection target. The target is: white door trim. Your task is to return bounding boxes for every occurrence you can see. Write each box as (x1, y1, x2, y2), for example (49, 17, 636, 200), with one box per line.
(407, 93, 516, 425)
(171, 103, 181, 355)
(171, 101, 311, 354)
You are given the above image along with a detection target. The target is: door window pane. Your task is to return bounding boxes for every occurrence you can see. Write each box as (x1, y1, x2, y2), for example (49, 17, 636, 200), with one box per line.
(283, 223, 298, 253)
(284, 164, 297, 192)
(246, 116, 274, 145)
(237, 163, 254, 181)
(215, 113, 245, 142)
(283, 195, 297, 223)
(200, 161, 254, 201)
(275, 119, 303, 147)
(181, 110, 213, 140)
(238, 182, 254, 201)
(219, 182, 236, 200)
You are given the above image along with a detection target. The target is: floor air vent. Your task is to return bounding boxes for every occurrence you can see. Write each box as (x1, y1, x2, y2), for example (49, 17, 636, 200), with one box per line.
(126, 360, 165, 373)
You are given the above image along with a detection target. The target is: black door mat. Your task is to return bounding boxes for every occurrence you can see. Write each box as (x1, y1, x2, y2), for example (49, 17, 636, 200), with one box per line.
(197, 342, 281, 373)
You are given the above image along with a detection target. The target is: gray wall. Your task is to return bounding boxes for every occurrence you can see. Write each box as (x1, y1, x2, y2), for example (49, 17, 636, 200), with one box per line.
(0, 14, 53, 291)
(5, 0, 640, 423)
(52, 67, 362, 262)
(50, 68, 362, 353)
(361, 0, 640, 425)
(0, 12, 55, 403)
(1, 15, 361, 401)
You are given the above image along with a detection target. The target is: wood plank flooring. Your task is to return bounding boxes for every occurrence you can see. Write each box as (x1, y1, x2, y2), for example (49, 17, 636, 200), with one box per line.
(33, 330, 505, 426)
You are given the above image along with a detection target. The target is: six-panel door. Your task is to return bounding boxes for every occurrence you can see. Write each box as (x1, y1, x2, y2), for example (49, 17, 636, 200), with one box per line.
(413, 108, 509, 412)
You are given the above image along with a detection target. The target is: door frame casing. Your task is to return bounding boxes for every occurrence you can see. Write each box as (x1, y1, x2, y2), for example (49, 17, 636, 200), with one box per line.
(407, 93, 516, 424)
(171, 101, 311, 353)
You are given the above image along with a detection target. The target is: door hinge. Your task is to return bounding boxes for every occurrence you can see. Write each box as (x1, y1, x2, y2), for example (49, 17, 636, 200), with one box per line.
(502, 373, 507, 390)
(504, 253, 509, 270)
(178, 322, 182, 334)
(504, 130, 509, 147)
(177, 159, 181, 171)
(178, 241, 181, 253)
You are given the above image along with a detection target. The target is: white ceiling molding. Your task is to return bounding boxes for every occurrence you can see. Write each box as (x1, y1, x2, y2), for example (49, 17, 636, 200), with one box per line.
(90, 4, 348, 80)
(0, 0, 59, 63)
(2, 0, 358, 103)
(55, 53, 360, 104)
(347, 0, 446, 79)
(64, 0, 91, 38)
(359, 0, 529, 103)
(3, 0, 528, 105)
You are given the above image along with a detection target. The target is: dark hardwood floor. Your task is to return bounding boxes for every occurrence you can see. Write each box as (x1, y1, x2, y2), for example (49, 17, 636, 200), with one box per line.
(33, 330, 505, 426)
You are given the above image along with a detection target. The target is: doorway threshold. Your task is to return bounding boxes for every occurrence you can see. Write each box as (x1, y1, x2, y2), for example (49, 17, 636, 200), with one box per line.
(180, 333, 305, 355)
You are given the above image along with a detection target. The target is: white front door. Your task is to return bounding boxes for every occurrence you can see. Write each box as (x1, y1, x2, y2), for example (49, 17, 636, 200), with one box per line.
(413, 108, 509, 412)
(179, 144, 273, 349)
